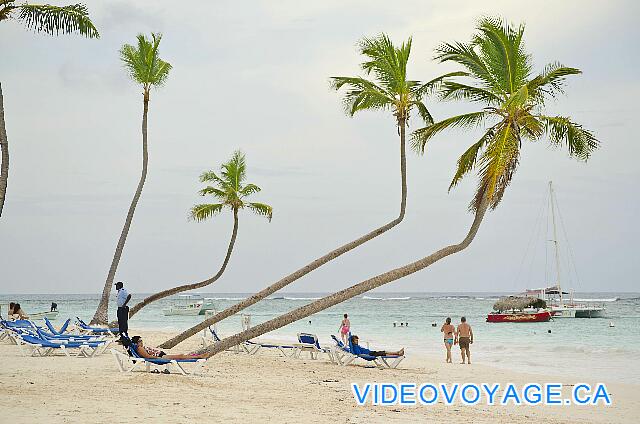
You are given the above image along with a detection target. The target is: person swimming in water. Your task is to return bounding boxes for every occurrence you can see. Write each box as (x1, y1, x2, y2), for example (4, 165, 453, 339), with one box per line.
(440, 317, 455, 363)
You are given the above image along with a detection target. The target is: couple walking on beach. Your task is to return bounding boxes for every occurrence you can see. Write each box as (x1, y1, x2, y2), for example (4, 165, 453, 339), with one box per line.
(441, 317, 473, 364)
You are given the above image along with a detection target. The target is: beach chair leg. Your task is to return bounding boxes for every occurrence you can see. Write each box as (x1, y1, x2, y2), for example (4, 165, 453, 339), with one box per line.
(390, 357, 404, 369)
(111, 350, 127, 372)
(172, 361, 188, 376)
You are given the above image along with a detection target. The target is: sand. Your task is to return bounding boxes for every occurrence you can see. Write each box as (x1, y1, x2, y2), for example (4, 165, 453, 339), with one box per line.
(0, 329, 637, 423)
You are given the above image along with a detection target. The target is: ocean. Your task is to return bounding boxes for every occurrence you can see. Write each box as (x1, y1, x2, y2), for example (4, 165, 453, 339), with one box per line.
(2, 292, 638, 383)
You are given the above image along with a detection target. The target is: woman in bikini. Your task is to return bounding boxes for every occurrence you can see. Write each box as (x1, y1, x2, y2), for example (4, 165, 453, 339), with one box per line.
(338, 313, 351, 346)
(131, 336, 208, 360)
(440, 317, 455, 363)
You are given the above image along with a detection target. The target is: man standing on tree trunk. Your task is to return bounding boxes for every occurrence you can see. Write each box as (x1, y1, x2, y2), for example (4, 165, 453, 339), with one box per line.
(115, 281, 131, 339)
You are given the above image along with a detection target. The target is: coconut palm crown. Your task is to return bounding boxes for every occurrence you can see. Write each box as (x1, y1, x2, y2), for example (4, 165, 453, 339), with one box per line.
(331, 33, 463, 129)
(412, 17, 599, 212)
(192, 150, 273, 222)
(0, 0, 98, 38)
(120, 33, 172, 99)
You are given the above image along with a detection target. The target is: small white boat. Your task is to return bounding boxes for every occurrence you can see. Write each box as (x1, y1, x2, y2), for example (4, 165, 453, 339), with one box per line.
(28, 311, 59, 320)
(199, 298, 218, 315)
(163, 294, 204, 316)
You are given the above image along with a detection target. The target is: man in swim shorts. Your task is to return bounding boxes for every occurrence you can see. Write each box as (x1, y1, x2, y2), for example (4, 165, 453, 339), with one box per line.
(455, 316, 474, 364)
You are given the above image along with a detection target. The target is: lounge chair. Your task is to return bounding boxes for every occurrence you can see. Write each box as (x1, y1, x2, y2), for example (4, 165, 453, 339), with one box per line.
(331, 334, 405, 369)
(203, 326, 295, 357)
(15, 333, 110, 358)
(75, 317, 118, 336)
(44, 317, 71, 335)
(292, 333, 336, 363)
(110, 337, 207, 376)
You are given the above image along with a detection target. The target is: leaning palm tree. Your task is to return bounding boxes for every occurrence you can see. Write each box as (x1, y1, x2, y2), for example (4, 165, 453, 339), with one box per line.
(159, 33, 457, 348)
(91, 33, 171, 324)
(190, 17, 600, 356)
(124, 150, 272, 320)
(0, 0, 98, 217)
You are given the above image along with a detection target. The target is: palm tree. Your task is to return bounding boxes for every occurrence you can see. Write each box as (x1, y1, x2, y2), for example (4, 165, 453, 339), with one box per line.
(0, 1, 98, 217)
(159, 33, 455, 349)
(124, 150, 272, 320)
(192, 17, 600, 356)
(90, 33, 171, 324)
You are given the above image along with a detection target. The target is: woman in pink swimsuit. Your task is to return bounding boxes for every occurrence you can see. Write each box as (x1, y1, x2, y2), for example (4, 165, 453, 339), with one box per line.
(338, 313, 351, 345)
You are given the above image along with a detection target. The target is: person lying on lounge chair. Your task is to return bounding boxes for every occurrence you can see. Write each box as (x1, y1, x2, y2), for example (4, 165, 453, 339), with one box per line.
(130, 336, 208, 360)
(350, 335, 404, 357)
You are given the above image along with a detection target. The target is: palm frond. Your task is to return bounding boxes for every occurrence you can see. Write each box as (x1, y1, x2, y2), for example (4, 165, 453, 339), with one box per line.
(190, 203, 225, 222)
(239, 183, 261, 197)
(474, 17, 531, 94)
(434, 41, 499, 94)
(410, 101, 433, 126)
(448, 127, 495, 191)
(538, 115, 599, 160)
(474, 123, 520, 211)
(18, 3, 98, 38)
(527, 63, 581, 103)
(198, 186, 227, 199)
(412, 71, 468, 98)
(439, 81, 502, 105)
(221, 150, 246, 191)
(411, 111, 489, 153)
(0, 1, 17, 22)
(246, 202, 273, 222)
(330, 76, 394, 116)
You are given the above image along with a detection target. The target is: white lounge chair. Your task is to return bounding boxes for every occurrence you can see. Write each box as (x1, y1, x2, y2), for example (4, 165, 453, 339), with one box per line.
(292, 333, 336, 363)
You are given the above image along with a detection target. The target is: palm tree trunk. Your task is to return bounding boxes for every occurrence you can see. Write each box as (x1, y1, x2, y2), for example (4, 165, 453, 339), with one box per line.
(126, 208, 239, 320)
(91, 92, 149, 325)
(200, 198, 489, 356)
(0, 82, 9, 218)
(158, 120, 408, 348)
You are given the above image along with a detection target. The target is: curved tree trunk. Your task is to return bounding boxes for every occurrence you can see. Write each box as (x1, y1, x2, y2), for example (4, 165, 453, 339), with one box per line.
(91, 92, 149, 325)
(0, 82, 9, 217)
(200, 199, 489, 356)
(159, 120, 408, 348)
(125, 208, 239, 320)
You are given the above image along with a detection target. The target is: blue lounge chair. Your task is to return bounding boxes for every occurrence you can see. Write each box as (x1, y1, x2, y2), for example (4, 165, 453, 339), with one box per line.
(331, 334, 405, 369)
(44, 317, 70, 335)
(110, 336, 207, 376)
(16, 333, 109, 358)
(293, 333, 335, 362)
(75, 317, 118, 335)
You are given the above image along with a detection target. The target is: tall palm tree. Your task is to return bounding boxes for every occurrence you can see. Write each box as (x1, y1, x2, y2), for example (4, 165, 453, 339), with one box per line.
(159, 34, 455, 349)
(124, 151, 272, 320)
(0, 1, 98, 217)
(191, 17, 600, 356)
(91, 33, 171, 324)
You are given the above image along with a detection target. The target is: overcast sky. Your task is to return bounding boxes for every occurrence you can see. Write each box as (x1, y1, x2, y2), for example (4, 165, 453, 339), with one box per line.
(0, 0, 638, 295)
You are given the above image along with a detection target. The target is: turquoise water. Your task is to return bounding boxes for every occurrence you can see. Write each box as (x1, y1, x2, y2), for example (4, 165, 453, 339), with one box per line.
(2, 292, 638, 383)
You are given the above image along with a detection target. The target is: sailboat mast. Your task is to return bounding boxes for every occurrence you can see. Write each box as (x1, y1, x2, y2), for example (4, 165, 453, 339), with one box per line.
(549, 181, 563, 303)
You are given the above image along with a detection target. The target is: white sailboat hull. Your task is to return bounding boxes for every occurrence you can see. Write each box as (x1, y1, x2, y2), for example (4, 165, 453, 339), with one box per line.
(28, 311, 59, 320)
(162, 305, 203, 316)
(551, 306, 605, 318)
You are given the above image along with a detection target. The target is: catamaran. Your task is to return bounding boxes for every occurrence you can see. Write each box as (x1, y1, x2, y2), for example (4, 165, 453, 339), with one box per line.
(525, 182, 605, 318)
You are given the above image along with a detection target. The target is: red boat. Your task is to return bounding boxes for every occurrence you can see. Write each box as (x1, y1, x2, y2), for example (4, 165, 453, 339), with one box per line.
(486, 310, 552, 323)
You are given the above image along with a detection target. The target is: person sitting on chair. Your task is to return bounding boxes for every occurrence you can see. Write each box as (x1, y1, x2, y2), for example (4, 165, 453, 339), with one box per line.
(130, 336, 208, 360)
(350, 335, 404, 357)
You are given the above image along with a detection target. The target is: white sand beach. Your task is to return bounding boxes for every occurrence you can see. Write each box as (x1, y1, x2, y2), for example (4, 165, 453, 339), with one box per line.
(0, 330, 637, 424)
